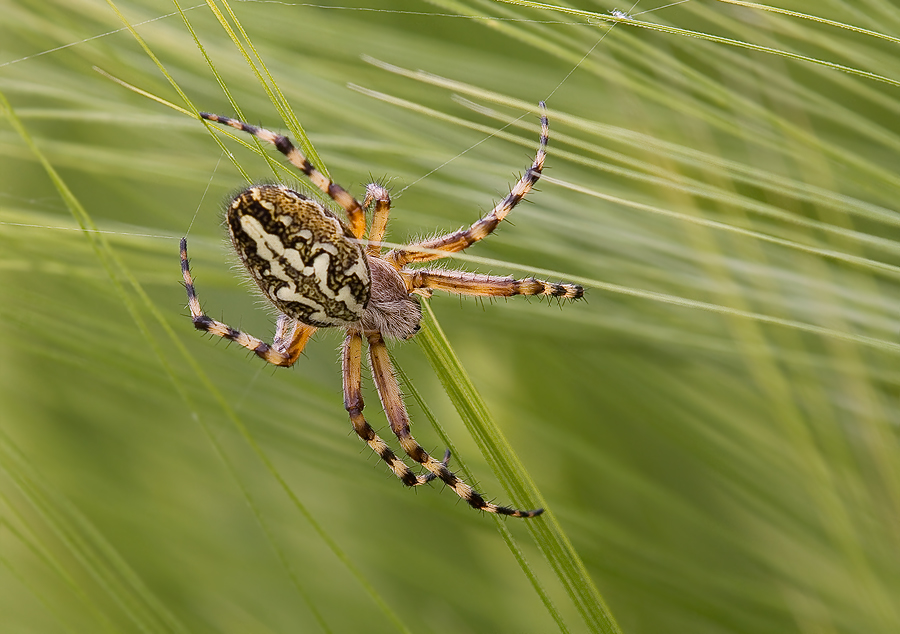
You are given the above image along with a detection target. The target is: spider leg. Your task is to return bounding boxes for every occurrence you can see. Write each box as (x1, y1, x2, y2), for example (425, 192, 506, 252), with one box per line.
(363, 183, 391, 257)
(181, 238, 313, 366)
(367, 332, 543, 518)
(386, 103, 548, 268)
(272, 314, 318, 360)
(342, 331, 439, 486)
(403, 269, 584, 299)
(199, 112, 367, 239)
(272, 315, 294, 352)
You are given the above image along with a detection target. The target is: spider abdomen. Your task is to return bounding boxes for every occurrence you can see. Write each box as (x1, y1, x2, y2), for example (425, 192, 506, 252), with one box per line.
(227, 184, 370, 327)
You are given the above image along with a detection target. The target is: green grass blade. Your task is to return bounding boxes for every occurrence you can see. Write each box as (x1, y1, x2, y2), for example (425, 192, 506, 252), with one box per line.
(396, 359, 571, 634)
(416, 302, 621, 634)
(494, 0, 900, 87)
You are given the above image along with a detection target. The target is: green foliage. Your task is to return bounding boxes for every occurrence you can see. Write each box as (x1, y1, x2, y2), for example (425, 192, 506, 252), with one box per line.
(2, 1, 900, 632)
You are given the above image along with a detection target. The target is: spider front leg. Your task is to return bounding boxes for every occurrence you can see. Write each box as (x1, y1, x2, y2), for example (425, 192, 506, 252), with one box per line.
(386, 103, 549, 269)
(403, 269, 584, 300)
(342, 331, 440, 486)
(199, 113, 366, 239)
(363, 183, 391, 257)
(367, 332, 543, 518)
(181, 238, 314, 366)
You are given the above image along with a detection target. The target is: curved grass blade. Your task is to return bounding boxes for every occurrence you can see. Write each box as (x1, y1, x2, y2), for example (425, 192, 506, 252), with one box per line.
(395, 360, 571, 634)
(714, 0, 900, 44)
(415, 301, 621, 634)
(493, 0, 900, 87)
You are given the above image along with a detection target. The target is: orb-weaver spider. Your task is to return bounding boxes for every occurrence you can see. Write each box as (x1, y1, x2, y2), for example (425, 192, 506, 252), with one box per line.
(180, 104, 583, 517)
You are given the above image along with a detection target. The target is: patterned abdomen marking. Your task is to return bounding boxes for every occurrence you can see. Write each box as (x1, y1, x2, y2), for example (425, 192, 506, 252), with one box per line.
(227, 185, 370, 327)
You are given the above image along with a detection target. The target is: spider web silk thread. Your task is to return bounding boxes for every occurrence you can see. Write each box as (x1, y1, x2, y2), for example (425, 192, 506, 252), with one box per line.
(543, 0, 642, 103)
(185, 152, 225, 236)
(399, 0, 693, 197)
(0, 4, 207, 69)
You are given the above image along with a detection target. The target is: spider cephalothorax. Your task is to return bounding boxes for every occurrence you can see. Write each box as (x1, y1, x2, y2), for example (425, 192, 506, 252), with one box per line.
(181, 104, 583, 517)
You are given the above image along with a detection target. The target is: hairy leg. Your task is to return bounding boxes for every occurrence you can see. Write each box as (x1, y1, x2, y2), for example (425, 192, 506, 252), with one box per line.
(367, 332, 542, 518)
(404, 268, 583, 299)
(364, 183, 391, 256)
(200, 112, 367, 239)
(342, 331, 437, 487)
(387, 103, 549, 268)
(181, 238, 312, 366)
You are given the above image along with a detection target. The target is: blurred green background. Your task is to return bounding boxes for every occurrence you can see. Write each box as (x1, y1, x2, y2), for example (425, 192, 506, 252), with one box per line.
(2, 0, 900, 632)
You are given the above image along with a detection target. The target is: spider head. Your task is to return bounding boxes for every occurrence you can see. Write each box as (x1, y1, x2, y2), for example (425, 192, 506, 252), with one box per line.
(362, 256, 421, 340)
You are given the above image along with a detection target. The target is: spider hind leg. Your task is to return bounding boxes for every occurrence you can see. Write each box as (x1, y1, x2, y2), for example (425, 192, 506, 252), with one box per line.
(343, 331, 443, 486)
(367, 332, 543, 518)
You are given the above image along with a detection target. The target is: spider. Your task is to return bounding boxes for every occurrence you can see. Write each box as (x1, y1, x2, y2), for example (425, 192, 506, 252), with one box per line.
(180, 103, 584, 518)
